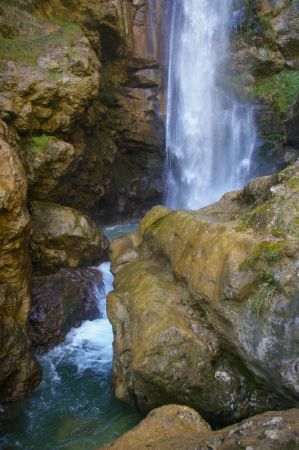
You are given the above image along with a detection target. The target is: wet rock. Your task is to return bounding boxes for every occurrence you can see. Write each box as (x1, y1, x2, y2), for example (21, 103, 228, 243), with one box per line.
(108, 163, 299, 421)
(100, 405, 299, 450)
(30, 268, 103, 350)
(230, 0, 299, 170)
(30, 201, 108, 274)
(0, 121, 41, 402)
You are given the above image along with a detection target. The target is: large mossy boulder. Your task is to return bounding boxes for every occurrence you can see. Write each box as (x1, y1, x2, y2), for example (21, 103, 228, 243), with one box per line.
(30, 267, 103, 350)
(30, 201, 108, 274)
(100, 405, 299, 450)
(108, 162, 299, 423)
(0, 121, 41, 402)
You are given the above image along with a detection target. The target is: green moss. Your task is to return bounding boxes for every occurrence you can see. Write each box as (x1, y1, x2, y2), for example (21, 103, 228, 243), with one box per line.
(24, 135, 56, 153)
(47, 70, 62, 82)
(250, 70, 299, 113)
(287, 177, 299, 191)
(0, 7, 82, 67)
(239, 241, 286, 271)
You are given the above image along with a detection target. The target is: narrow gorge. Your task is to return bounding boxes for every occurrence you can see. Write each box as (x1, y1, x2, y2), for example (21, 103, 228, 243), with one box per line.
(0, 1, 298, 449)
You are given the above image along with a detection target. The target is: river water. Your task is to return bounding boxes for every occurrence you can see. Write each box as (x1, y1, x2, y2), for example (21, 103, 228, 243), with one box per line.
(0, 224, 142, 450)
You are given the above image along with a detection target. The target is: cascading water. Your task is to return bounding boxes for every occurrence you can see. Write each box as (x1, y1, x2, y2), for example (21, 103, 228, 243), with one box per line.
(0, 225, 142, 450)
(165, 0, 257, 210)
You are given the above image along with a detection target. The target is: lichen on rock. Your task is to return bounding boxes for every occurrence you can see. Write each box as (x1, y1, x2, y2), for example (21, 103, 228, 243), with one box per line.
(30, 200, 108, 274)
(108, 162, 299, 422)
(0, 120, 41, 403)
(100, 405, 299, 450)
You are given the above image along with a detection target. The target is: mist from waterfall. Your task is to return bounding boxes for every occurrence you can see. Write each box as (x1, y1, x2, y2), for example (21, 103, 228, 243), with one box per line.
(165, 0, 257, 210)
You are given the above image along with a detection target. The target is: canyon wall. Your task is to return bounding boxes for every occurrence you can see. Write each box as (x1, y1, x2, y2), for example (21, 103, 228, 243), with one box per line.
(0, 0, 164, 401)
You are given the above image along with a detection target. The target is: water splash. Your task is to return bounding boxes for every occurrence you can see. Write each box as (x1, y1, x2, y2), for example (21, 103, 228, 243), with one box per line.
(0, 260, 142, 450)
(165, 0, 257, 209)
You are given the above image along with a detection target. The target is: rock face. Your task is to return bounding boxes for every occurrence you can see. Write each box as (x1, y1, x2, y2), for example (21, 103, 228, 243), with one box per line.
(30, 201, 108, 274)
(0, 29, 100, 134)
(100, 405, 299, 450)
(108, 162, 299, 423)
(0, 0, 165, 402)
(20, 136, 82, 201)
(0, 1, 165, 222)
(230, 0, 299, 172)
(0, 121, 41, 402)
(30, 268, 103, 350)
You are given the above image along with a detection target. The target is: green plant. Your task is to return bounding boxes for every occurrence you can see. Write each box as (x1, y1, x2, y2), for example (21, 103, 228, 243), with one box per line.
(0, 7, 82, 67)
(265, 248, 279, 263)
(47, 70, 62, 82)
(24, 135, 56, 153)
(250, 70, 299, 113)
(249, 272, 279, 315)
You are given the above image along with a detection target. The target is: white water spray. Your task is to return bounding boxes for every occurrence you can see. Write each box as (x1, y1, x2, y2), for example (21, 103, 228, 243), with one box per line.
(165, 0, 256, 209)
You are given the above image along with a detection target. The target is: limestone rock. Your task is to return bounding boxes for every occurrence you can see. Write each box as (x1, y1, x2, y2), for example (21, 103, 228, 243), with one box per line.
(0, 121, 41, 402)
(100, 406, 299, 450)
(0, 8, 100, 134)
(30, 268, 103, 350)
(20, 136, 82, 201)
(108, 163, 299, 421)
(273, 1, 299, 69)
(30, 201, 108, 274)
(230, 0, 299, 170)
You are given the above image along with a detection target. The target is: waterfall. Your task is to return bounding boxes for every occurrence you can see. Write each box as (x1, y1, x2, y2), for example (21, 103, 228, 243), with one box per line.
(165, 0, 257, 210)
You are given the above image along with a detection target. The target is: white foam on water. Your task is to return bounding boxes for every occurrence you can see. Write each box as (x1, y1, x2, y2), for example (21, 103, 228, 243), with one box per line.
(39, 262, 114, 378)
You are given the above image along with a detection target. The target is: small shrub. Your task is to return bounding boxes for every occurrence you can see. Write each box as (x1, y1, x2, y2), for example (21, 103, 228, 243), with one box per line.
(249, 272, 279, 316)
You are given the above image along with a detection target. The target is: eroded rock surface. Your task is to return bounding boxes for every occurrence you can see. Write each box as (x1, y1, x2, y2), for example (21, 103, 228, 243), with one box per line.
(30, 268, 103, 350)
(230, 0, 299, 172)
(108, 162, 299, 422)
(100, 405, 299, 450)
(30, 200, 108, 274)
(0, 121, 40, 402)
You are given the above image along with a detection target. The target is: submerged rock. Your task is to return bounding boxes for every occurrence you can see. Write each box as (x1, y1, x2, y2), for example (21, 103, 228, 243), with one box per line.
(30, 268, 103, 350)
(108, 162, 299, 422)
(100, 405, 299, 450)
(30, 200, 108, 274)
(0, 121, 41, 403)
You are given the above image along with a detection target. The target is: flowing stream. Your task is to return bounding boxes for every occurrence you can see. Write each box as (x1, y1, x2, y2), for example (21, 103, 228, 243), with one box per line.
(165, 0, 257, 209)
(0, 224, 142, 450)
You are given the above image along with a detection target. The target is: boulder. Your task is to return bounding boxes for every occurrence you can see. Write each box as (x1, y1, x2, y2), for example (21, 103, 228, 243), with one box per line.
(30, 268, 103, 350)
(108, 162, 299, 422)
(100, 405, 299, 450)
(30, 201, 108, 274)
(20, 136, 82, 200)
(0, 121, 41, 402)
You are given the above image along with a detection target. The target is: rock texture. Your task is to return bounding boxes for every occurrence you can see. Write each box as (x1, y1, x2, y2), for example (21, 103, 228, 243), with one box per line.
(0, 1, 165, 222)
(0, 0, 165, 402)
(30, 201, 108, 274)
(100, 405, 299, 450)
(0, 121, 41, 402)
(230, 0, 299, 172)
(20, 136, 82, 201)
(108, 162, 299, 423)
(30, 268, 103, 350)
